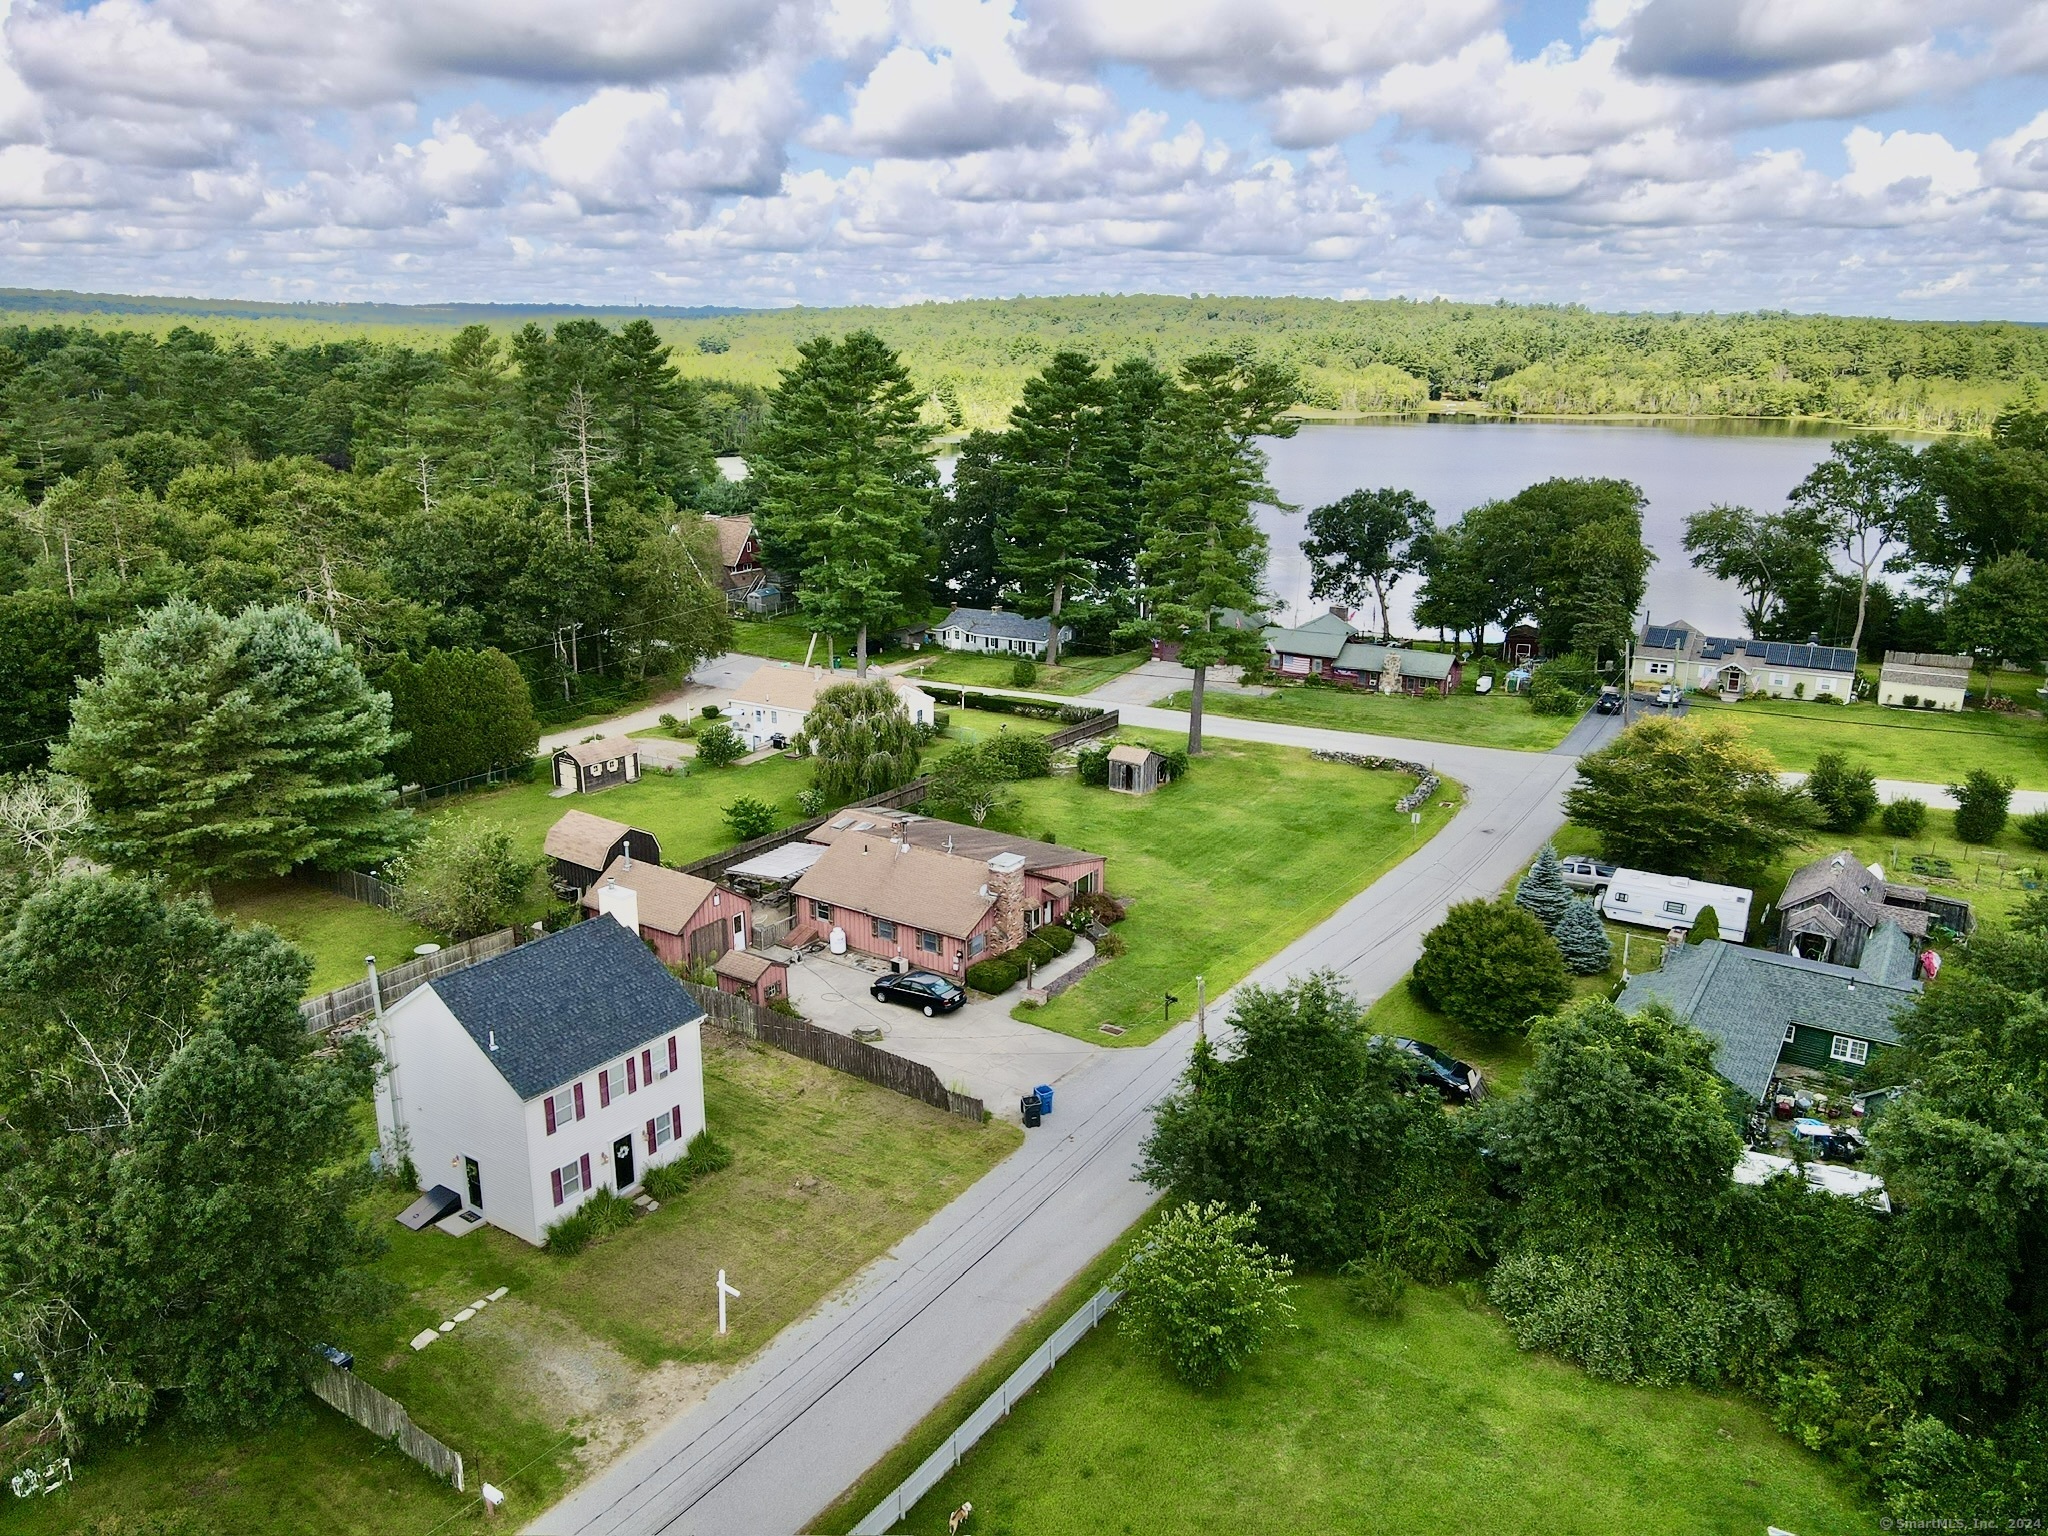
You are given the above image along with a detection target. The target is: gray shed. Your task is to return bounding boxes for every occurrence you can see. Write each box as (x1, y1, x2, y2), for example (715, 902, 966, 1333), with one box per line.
(1106, 743, 1165, 796)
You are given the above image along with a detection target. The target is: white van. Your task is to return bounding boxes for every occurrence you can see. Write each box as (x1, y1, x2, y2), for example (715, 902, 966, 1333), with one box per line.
(1599, 868, 1752, 941)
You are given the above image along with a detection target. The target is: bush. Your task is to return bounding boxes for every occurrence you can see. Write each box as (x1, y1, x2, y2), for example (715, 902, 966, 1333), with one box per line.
(1017, 935, 1057, 968)
(1413, 899, 1572, 1037)
(1882, 796, 1928, 836)
(766, 996, 804, 1019)
(658, 712, 681, 733)
(694, 721, 745, 768)
(2017, 810, 2048, 851)
(932, 709, 952, 732)
(1094, 928, 1126, 958)
(723, 796, 777, 841)
(643, 1129, 736, 1199)
(1074, 889, 1126, 925)
(544, 1188, 637, 1256)
(1686, 905, 1721, 944)
(983, 731, 1052, 780)
(1528, 677, 1580, 715)
(1010, 656, 1039, 687)
(1114, 1200, 1296, 1387)
(1161, 746, 1190, 782)
(796, 788, 825, 817)
(1340, 1256, 1409, 1318)
(391, 814, 542, 940)
(699, 704, 722, 720)
(1076, 743, 1111, 786)
(1806, 751, 1879, 832)
(1031, 923, 1076, 955)
(965, 957, 1020, 993)
(1949, 768, 2017, 844)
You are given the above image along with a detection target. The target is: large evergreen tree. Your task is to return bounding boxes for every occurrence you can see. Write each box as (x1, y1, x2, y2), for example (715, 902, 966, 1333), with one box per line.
(751, 331, 936, 675)
(998, 351, 1112, 664)
(381, 646, 539, 789)
(1514, 844, 1575, 933)
(54, 598, 411, 887)
(0, 588, 99, 773)
(933, 430, 1007, 606)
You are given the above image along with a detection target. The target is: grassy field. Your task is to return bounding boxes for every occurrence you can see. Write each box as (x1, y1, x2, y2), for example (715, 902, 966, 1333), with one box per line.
(902, 649, 1147, 696)
(1687, 696, 2048, 789)
(895, 1278, 1869, 1536)
(8, 1036, 1021, 1536)
(214, 879, 439, 994)
(997, 732, 1456, 1046)
(1753, 816, 2047, 936)
(729, 616, 929, 667)
(1164, 685, 1578, 752)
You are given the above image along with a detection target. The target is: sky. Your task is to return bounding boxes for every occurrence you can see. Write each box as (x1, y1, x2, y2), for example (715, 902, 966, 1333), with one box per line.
(0, 0, 2045, 316)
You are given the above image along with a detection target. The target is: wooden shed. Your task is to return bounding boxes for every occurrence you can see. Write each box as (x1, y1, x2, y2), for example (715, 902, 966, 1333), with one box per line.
(581, 858, 750, 968)
(544, 810, 661, 896)
(551, 735, 640, 794)
(713, 948, 789, 1007)
(1106, 743, 1166, 796)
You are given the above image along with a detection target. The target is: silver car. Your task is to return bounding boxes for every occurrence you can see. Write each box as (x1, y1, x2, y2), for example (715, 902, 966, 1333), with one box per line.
(1558, 856, 1616, 893)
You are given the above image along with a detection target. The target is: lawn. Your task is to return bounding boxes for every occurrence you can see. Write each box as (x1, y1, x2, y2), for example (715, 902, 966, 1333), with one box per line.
(1163, 684, 1579, 752)
(1686, 696, 2048, 789)
(898, 1279, 1870, 1536)
(214, 878, 439, 994)
(730, 615, 930, 667)
(902, 649, 1147, 696)
(11, 1035, 1022, 1536)
(1753, 814, 2048, 937)
(996, 732, 1457, 1046)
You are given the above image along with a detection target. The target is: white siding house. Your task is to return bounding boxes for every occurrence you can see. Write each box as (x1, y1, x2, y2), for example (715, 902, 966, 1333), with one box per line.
(725, 663, 936, 751)
(373, 915, 707, 1247)
(934, 606, 1072, 658)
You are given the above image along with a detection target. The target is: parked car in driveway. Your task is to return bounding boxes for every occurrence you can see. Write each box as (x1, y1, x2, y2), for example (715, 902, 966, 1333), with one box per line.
(870, 970, 967, 1017)
(1370, 1035, 1485, 1103)
(1655, 683, 1684, 707)
(1595, 686, 1622, 715)
(1559, 855, 1617, 893)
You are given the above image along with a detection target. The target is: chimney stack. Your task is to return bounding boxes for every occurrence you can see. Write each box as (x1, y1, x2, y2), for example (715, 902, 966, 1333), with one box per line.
(987, 852, 1027, 953)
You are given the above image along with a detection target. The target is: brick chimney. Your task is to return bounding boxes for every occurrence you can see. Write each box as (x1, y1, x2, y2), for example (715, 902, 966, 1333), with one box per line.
(987, 852, 1027, 953)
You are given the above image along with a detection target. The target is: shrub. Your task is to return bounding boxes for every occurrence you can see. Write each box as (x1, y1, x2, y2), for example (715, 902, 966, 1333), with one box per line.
(1017, 935, 1057, 968)
(1074, 889, 1127, 925)
(1529, 677, 1580, 715)
(1806, 751, 1879, 832)
(391, 814, 543, 941)
(1686, 905, 1721, 944)
(694, 721, 745, 768)
(1031, 923, 1076, 955)
(1340, 1256, 1409, 1318)
(1553, 898, 1612, 974)
(1949, 768, 2017, 844)
(699, 704, 722, 720)
(2017, 810, 2048, 851)
(1882, 797, 1928, 837)
(645, 1128, 736, 1199)
(1076, 743, 1111, 786)
(1413, 899, 1572, 1036)
(965, 957, 1020, 993)
(796, 788, 825, 817)
(658, 712, 681, 732)
(1114, 1200, 1296, 1388)
(932, 709, 952, 732)
(983, 732, 1052, 780)
(1902, 694, 1920, 709)
(1161, 746, 1190, 782)
(1094, 929, 1126, 958)
(544, 1188, 636, 1256)
(1010, 656, 1039, 687)
(1793, 681, 1806, 699)
(723, 796, 777, 841)
(767, 996, 804, 1019)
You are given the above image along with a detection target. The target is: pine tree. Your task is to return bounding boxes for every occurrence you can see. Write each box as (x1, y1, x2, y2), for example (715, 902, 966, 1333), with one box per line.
(1553, 898, 1613, 975)
(1514, 844, 1575, 933)
(999, 351, 1112, 665)
(1685, 905, 1721, 944)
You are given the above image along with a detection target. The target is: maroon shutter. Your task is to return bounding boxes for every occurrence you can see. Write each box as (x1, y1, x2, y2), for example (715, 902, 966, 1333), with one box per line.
(646, 1117, 657, 1154)
(573, 1082, 585, 1120)
(544, 1096, 556, 1135)
(627, 1056, 637, 1092)
(579, 1153, 591, 1190)
(599, 1069, 611, 1108)
(551, 1168, 564, 1206)
(668, 1036, 678, 1073)
(642, 1048, 653, 1082)
(671, 1106, 682, 1142)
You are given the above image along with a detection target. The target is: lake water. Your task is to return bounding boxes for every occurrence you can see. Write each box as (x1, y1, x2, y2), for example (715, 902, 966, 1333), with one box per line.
(1258, 418, 1895, 640)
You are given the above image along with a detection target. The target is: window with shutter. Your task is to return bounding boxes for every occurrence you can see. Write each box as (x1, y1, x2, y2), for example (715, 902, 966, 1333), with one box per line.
(645, 1117, 657, 1154)
(545, 1096, 557, 1135)
(579, 1153, 592, 1189)
(668, 1036, 678, 1073)
(572, 1082, 586, 1119)
(599, 1069, 611, 1108)
(642, 1048, 653, 1083)
(551, 1168, 564, 1206)
(627, 1055, 637, 1092)
(671, 1106, 683, 1143)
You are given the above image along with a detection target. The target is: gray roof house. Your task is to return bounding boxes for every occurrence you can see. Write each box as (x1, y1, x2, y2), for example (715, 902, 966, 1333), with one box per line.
(372, 916, 709, 1245)
(1631, 620, 1858, 699)
(1263, 611, 1460, 695)
(935, 607, 1073, 657)
(1616, 925, 1920, 1100)
(1777, 848, 1972, 965)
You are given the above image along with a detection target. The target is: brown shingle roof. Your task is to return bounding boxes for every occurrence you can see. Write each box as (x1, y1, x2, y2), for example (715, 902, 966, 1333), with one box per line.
(556, 735, 637, 768)
(1107, 744, 1158, 765)
(544, 810, 639, 869)
(809, 812, 1099, 874)
(713, 949, 777, 984)
(792, 835, 996, 939)
(578, 857, 720, 935)
(729, 663, 934, 717)
(709, 514, 754, 570)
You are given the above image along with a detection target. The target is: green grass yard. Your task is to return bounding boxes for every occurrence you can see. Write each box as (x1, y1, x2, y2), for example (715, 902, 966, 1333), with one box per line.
(6, 1036, 1021, 1536)
(213, 879, 439, 994)
(903, 649, 1147, 696)
(995, 733, 1457, 1046)
(1687, 695, 2048, 789)
(1753, 816, 2047, 937)
(1165, 684, 1579, 752)
(729, 615, 930, 667)
(896, 1278, 1870, 1536)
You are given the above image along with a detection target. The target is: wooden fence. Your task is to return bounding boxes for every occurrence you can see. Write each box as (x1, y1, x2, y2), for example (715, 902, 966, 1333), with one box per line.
(297, 867, 402, 910)
(298, 929, 519, 1033)
(1045, 710, 1119, 750)
(308, 1362, 464, 1491)
(681, 980, 985, 1123)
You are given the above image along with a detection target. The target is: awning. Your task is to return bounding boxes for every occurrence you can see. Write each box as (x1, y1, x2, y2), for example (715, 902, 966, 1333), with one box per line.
(725, 841, 828, 884)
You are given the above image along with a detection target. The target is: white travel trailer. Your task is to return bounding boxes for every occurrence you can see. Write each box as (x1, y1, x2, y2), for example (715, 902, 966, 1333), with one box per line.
(1599, 868, 1752, 942)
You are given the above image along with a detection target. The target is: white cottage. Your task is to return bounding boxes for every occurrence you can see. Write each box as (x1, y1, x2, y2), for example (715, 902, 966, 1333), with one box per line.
(372, 915, 707, 1246)
(725, 662, 936, 751)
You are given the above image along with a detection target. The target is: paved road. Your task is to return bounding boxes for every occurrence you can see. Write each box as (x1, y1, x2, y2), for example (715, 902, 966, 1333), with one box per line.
(531, 701, 1582, 1536)
(536, 654, 770, 754)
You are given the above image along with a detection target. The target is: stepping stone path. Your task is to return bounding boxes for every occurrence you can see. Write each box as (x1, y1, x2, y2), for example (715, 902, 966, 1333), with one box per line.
(410, 1285, 513, 1350)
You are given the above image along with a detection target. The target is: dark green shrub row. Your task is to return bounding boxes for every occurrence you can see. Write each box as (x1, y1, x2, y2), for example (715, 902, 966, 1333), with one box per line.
(965, 956, 1020, 993)
(544, 1188, 636, 1255)
(922, 684, 1098, 723)
(1031, 923, 1076, 956)
(641, 1130, 735, 1201)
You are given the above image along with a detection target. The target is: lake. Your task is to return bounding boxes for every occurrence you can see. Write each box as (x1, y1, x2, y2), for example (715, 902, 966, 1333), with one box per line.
(1258, 417, 1906, 639)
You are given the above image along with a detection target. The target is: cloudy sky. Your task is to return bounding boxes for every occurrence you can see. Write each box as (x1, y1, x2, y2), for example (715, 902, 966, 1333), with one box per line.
(1, 0, 2045, 315)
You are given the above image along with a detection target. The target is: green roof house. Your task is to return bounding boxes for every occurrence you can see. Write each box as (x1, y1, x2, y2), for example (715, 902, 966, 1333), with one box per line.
(1615, 921, 1920, 1100)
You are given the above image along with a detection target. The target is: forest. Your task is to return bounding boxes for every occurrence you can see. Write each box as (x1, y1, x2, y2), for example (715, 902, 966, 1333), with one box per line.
(4, 287, 2045, 434)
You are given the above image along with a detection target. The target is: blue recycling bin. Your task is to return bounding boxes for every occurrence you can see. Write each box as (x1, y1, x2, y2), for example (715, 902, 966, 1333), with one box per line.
(1035, 1084, 1054, 1117)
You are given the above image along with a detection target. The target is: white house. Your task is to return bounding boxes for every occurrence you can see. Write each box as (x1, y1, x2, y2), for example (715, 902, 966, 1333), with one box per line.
(1631, 621, 1857, 700)
(1877, 651, 1970, 711)
(725, 663, 937, 751)
(373, 913, 707, 1247)
(934, 606, 1072, 659)
(1600, 867, 1754, 941)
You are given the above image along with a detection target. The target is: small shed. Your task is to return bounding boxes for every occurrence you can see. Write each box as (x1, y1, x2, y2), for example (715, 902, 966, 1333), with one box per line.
(714, 947, 790, 1007)
(1878, 651, 1970, 712)
(580, 858, 751, 968)
(1106, 743, 1166, 796)
(544, 810, 661, 896)
(552, 735, 640, 794)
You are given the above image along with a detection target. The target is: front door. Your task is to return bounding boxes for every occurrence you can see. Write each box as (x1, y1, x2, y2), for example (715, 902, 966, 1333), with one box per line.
(613, 1135, 635, 1191)
(464, 1157, 483, 1209)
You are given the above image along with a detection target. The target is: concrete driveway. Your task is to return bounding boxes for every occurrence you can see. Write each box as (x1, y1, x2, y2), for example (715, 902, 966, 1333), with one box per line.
(784, 948, 1101, 1120)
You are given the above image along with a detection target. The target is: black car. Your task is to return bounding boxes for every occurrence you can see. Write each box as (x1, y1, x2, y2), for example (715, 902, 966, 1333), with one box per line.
(870, 970, 967, 1017)
(1594, 687, 1623, 715)
(1371, 1035, 1485, 1103)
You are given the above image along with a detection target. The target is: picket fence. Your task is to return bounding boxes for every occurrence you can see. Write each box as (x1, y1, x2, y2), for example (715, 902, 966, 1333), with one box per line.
(308, 1361, 464, 1491)
(298, 929, 518, 1033)
(850, 1287, 1121, 1534)
(681, 980, 985, 1123)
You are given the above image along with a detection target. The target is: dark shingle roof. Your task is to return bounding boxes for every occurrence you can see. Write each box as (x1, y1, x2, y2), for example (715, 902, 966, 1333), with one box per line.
(1616, 938, 1918, 1099)
(430, 918, 703, 1100)
(1637, 622, 1857, 675)
(938, 607, 1069, 644)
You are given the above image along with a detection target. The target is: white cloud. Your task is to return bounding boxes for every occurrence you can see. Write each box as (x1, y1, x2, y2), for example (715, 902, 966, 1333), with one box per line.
(1613, 0, 1988, 81)
(1841, 126, 1981, 203)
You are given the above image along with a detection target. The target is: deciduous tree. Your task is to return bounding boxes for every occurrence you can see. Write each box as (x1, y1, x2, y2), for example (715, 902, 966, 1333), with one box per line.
(391, 814, 539, 940)
(1113, 1200, 1296, 1388)
(1414, 900, 1572, 1037)
(1302, 487, 1432, 640)
(1789, 434, 1929, 655)
(795, 679, 921, 800)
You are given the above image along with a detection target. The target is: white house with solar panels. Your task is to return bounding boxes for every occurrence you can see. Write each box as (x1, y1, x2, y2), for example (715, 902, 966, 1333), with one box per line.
(1631, 620, 1859, 700)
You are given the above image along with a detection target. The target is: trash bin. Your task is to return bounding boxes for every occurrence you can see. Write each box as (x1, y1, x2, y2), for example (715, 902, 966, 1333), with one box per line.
(1034, 1084, 1054, 1117)
(1020, 1094, 1042, 1128)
